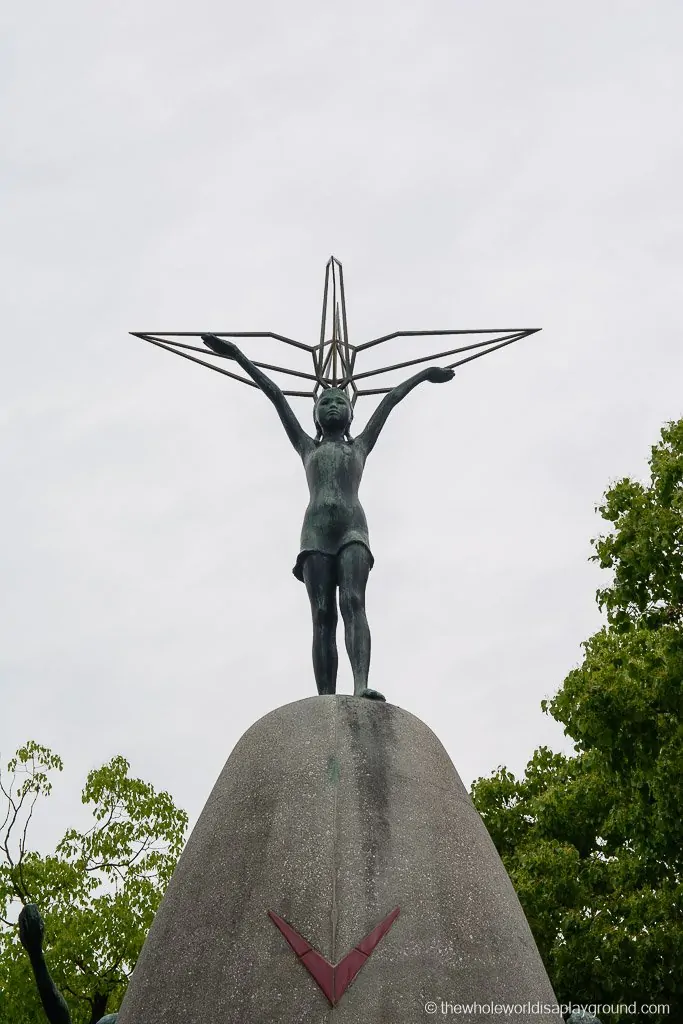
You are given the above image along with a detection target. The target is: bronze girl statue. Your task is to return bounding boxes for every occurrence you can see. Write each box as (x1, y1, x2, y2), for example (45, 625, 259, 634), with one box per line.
(202, 334, 454, 703)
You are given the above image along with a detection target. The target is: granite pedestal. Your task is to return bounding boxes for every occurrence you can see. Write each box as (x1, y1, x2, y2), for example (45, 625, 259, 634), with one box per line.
(117, 697, 557, 1023)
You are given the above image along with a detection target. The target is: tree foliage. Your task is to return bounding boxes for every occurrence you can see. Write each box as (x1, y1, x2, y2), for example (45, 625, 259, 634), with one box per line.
(472, 419, 683, 1024)
(0, 742, 187, 1024)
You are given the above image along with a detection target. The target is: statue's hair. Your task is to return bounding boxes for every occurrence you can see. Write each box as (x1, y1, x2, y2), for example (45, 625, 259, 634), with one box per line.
(314, 388, 353, 444)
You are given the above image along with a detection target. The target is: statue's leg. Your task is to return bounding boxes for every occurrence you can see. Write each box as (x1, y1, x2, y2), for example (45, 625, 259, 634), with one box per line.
(302, 554, 338, 695)
(338, 545, 384, 701)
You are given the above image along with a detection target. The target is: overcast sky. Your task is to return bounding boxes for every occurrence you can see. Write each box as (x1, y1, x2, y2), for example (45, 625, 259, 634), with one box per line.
(2, 1, 682, 851)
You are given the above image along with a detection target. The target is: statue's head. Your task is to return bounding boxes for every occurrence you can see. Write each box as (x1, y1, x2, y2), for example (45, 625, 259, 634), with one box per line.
(314, 388, 353, 439)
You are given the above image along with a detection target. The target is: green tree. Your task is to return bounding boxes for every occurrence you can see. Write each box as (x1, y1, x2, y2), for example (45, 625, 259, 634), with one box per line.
(472, 418, 683, 1024)
(0, 742, 188, 1024)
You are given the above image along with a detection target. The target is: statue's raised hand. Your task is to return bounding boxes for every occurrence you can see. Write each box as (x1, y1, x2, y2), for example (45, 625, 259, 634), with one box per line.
(426, 366, 455, 383)
(201, 334, 242, 360)
(18, 904, 45, 956)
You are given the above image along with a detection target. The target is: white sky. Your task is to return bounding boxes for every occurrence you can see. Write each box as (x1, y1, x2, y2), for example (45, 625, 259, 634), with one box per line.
(1, 1, 681, 850)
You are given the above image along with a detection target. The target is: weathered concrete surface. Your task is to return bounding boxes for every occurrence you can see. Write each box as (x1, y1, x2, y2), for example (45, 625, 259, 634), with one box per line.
(117, 697, 558, 1023)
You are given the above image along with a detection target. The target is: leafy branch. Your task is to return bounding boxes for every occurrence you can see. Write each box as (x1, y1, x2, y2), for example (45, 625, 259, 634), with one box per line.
(0, 743, 187, 1024)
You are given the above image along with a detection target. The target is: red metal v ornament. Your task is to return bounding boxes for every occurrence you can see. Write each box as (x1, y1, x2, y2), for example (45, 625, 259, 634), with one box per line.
(268, 907, 400, 1006)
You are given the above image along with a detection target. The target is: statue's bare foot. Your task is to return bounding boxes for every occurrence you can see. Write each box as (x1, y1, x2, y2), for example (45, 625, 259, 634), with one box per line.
(357, 687, 386, 702)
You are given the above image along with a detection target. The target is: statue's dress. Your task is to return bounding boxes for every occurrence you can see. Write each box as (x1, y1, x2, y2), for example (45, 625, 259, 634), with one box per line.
(293, 438, 374, 581)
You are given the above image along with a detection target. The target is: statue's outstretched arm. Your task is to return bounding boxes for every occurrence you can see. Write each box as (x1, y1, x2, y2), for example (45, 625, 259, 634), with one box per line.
(202, 336, 312, 456)
(357, 366, 454, 456)
(18, 905, 72, 1024)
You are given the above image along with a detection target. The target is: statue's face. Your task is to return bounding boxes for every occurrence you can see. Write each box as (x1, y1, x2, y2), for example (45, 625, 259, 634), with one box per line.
(315, 389, 352, 432)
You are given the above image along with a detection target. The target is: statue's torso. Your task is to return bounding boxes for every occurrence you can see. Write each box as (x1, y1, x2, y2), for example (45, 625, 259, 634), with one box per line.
(298, 440, 370, 558)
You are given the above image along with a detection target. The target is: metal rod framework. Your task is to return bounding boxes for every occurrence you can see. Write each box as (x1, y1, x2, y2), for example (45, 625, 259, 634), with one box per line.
(130, 257, 540, 406)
